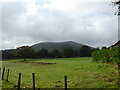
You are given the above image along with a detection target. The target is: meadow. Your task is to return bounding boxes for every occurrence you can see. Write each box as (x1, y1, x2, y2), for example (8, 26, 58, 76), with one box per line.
(1, 57, 119, 88)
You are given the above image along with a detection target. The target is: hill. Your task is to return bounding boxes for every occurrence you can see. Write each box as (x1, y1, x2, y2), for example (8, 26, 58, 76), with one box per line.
(31, 41, 93, 51)
(110, 40, 120, 48)
(2, 41, 94, 59)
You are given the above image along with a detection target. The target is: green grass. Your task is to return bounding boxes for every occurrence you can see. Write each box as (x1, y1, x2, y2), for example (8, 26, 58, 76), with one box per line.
(1, 57, 119, 88)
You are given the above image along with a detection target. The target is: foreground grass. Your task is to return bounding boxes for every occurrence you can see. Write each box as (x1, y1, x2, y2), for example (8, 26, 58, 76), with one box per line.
(1, 57, 119, 88)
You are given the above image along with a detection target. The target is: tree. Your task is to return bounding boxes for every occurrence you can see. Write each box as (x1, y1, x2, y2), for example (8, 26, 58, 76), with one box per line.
(101, 46, 107, 49)
(37, 49, 48, 58)
(2, 50, 14, 59)
(2, 49, 16, 59)
(15, 46, 35, 61)
(73, 50, 79, 57)
(109, 46, 120, 68)
(92, 45, 120, 68)
(63, 49, 74, 57)
(36, 50, 41, 59)
(80, 46, 92, 57)
(49, 49, 63, 58)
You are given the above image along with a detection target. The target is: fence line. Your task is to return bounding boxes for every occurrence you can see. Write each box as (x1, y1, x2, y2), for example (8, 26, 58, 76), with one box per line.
(2, 67, 68, 89)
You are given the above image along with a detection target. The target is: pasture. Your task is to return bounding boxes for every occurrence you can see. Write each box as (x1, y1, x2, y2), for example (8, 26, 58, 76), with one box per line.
(1, 57, 118, 88)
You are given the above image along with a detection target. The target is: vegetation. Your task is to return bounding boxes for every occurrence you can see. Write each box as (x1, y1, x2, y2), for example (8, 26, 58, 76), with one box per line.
(36, 49, 48, 59)
(2, 45, 93, 61)
(14, 46, 35, 61)
(2, 57, 118, 88)
(48, 49, 63, 58)
(80, 45, 92, 57)
(92, 45, 120, 68)
(2, 49, 15, 59)
(63, 48, 74, 57)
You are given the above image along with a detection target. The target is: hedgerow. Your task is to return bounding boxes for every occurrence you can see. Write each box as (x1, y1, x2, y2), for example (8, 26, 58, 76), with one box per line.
(109, 46, 120, 65)
(92, 45, 120, 67)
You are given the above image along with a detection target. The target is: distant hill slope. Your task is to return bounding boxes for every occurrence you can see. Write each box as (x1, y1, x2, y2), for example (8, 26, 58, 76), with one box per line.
(110, 40, 120, 48)
(2, 49, 16, 54)
(31, 41, 93, 51)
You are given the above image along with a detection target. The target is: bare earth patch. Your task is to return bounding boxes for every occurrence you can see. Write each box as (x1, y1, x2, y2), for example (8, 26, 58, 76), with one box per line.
(12, 61, 57, 65)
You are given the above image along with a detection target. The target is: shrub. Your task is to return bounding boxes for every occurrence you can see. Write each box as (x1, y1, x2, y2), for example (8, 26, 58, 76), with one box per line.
(109, 46, 120, 65)
(92, 45, 120, 67)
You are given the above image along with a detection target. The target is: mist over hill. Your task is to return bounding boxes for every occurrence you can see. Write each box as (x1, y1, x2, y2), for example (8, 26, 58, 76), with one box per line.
(31, 41, 93, 51)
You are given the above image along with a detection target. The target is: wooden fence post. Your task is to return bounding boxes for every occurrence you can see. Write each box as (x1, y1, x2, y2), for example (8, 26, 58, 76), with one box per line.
(6, 69, 9, 82)
(2, 67, 5, 80)
(18, 73, 21, 90)
(32, 73, 35, 90)
(64, 75, 67, 90)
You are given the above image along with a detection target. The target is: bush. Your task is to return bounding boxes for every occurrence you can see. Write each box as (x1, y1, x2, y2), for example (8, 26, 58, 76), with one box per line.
(109, 46, 120, 65)
(92, 45, 120, 66)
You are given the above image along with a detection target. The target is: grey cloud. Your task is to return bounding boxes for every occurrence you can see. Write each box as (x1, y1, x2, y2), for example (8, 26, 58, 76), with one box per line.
(2, 2, 118, 49)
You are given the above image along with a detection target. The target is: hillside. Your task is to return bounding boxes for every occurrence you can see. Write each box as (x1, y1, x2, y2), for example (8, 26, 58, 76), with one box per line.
(2, 41, 94, 59)
(110, 40, 120, 48)
(31, 41, 93, 51)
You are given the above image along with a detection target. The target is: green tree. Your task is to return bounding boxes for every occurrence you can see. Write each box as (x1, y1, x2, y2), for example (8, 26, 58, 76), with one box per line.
(80, 45, 92, 57)
(63, 49, 74, 57)
(49, 49, 63, 58)
(109, 46, 120, 68)
(15, 46, 35, 61)
(92, 45, 120, 69)
(38, 49, 48, 58)
(73, 50, 79, 57)
(2, 50, 15, 59)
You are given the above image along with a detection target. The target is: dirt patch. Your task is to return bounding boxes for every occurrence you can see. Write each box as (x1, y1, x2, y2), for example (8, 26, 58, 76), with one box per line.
(37, 62, 56, 64)
(12, 61, 57, 65)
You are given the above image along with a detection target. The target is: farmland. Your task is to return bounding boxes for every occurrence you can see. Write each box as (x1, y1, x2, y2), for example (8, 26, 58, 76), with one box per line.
(1, 57, 119, 88)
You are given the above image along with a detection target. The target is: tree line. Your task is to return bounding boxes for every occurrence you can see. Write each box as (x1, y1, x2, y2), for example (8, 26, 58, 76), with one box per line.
(2, 45, 93, 61)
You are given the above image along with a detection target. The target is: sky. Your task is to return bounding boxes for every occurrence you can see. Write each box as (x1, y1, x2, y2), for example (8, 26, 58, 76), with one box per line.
(0, 0, 119, 50)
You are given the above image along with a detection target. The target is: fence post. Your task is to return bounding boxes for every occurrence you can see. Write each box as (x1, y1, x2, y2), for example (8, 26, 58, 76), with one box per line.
(64, 75, 67, 90)
(6, 69, 9, 82)
(32, 73, 35, 90)
(18, 73, 21, 90)
(2, 67, 5, 80)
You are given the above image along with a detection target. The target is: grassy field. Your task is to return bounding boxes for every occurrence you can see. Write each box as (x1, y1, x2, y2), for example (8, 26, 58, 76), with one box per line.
(1, 57, 119, 88)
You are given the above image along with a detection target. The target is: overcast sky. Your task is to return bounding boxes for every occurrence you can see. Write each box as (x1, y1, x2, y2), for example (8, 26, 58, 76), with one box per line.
(0, 0, 119, 50)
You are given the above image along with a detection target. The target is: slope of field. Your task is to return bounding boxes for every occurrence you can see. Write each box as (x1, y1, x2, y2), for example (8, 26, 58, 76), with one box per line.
(1, 57, 118, 88)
